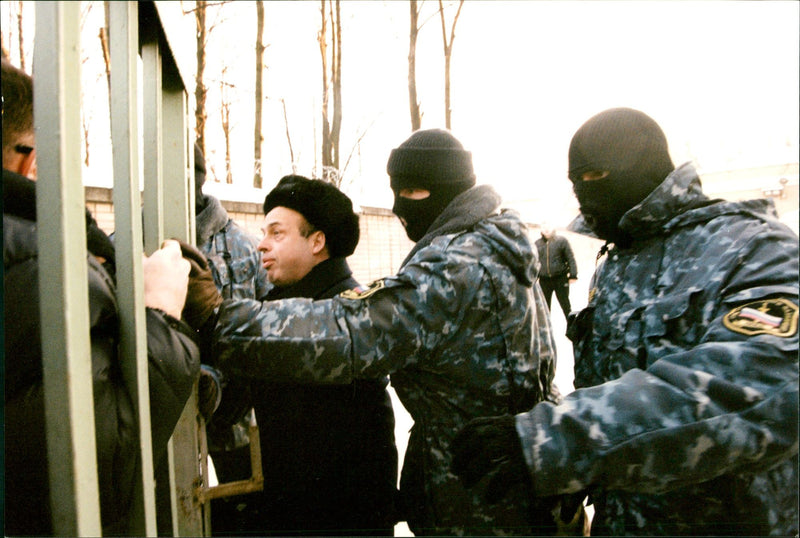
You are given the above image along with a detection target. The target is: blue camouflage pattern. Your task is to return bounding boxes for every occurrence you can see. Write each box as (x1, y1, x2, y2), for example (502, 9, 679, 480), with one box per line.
(214, 185, 561, 535)
(516, 163, 799, 535)
(197, 194, 271, 302)
(197, 195, 269, 452)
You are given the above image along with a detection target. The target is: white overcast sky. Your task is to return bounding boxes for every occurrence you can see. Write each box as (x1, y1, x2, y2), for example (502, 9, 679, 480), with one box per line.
(205, 0, 800, 221)
(4, 1, 798, 224)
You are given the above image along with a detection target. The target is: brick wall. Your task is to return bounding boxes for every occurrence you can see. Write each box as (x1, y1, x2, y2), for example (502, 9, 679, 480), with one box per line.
(84, 187, 415, 285)
(83, 186, 604, 290)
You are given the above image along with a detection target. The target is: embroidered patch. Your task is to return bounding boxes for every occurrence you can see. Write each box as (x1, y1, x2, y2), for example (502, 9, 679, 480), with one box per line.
(339, 279, 386, 300)
(723, 298, 798, 337)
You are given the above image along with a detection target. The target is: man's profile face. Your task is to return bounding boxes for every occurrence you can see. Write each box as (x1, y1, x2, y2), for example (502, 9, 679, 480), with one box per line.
(258, 206, 323, 287)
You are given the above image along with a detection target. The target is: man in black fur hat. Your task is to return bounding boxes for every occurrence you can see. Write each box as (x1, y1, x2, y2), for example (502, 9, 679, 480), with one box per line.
(210, 175, 398, 536)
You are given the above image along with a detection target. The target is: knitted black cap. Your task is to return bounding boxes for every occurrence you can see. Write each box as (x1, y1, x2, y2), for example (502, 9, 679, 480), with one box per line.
(386, 129, 476, 190)
(263, 175, 360, 258)
(568, 107, 673, 183)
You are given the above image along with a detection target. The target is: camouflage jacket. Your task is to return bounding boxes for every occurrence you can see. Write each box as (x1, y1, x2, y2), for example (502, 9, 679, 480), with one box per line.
(517, 163, 799, 535)
(196, 194, 270, 302)
(214, 185, 560, 535)
(196, 195, 270, 454)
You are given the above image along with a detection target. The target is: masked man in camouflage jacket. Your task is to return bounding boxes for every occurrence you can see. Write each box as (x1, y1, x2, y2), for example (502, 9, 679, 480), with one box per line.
(452, 108, 799, 535)
(160, 129, 570, 535)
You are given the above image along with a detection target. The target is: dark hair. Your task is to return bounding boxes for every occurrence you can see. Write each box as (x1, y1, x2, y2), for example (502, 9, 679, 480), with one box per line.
(1, 60, 34, 152)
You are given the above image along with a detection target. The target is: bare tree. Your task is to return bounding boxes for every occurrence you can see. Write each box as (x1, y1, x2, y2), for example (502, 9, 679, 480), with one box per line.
(3, 4, 14, 63)
(16, 0, 25, 71)
(408, 0, 422, 131)
(437, 0, 464, 130)
(281, 98, 297, 174)
(99, 4, 111, 100)
(220, 75, 233, 184)
(253, 0, 266, 188)
(186, 1, 231, 160)
(318, 0, 342, 187)
(195, 0, 208, 154)
(80, 2, 95, 167)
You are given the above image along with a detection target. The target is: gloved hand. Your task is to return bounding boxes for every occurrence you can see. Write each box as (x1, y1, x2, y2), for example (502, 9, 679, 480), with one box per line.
(198, 364, 222, 422)
(451, 414, 531, 504)
(175, 239, 223, 331)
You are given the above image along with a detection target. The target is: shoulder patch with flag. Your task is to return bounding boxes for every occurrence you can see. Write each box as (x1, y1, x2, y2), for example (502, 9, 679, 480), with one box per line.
(339, 279, 386, 300)
(723, 298, 798, 337)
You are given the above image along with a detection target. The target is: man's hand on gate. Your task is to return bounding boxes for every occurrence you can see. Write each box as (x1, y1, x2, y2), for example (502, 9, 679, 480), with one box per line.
(451, 415, 532, 504)
(175, 239, 223, 331)
(143, 239, 190, 319)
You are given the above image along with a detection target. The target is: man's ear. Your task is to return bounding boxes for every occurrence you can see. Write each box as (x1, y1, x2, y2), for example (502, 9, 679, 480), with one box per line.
(310, 229, 327, 256)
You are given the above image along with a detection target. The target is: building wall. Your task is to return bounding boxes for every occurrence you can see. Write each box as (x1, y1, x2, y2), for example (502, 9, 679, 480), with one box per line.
(699, 162, 799, 220)
(85, 187, 416, 285)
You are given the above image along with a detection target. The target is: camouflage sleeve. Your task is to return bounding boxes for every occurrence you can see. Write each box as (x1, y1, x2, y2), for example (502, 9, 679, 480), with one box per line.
(229, 222, 271, 301)
(213, 245, 487, 384)
(213, 296, 354, 384)
(516, 222, 799, 497)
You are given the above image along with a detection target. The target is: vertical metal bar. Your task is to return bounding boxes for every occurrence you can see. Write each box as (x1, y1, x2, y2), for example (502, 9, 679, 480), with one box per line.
(34, 3, 102, 535)
(109, 2, 157, 535)
(141, 33, 164, 255)
(161, 74, 207, 536)
(162, 85, 194, 242)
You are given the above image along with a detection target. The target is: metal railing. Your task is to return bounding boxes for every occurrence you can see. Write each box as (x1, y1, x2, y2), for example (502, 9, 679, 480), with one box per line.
(34, 2, 203, 535)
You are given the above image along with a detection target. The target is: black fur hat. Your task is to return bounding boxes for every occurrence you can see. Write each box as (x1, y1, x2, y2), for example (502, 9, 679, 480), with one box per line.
(263, 175, 360, 258)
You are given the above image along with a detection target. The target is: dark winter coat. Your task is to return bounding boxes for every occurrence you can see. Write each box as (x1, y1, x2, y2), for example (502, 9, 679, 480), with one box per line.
(534, 234, 577, 279)
(215, 256, 399, 535)
(3, 169, 201, 536)
(517, 163, 799, 535)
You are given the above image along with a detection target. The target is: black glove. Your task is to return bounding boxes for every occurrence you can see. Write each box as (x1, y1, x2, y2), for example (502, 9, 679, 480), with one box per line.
(198, 364, 222, 422)
(451, 415, 531, 504)
(176, 239, 223, 331)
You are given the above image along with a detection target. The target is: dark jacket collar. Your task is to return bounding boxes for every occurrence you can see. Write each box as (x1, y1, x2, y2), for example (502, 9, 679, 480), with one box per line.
(402, 184, 501, 266)
(3, 168, 116, 270)
(266, 257, 355, 300)
(195, 194, 231, 243)
(3, 168, 37, 221)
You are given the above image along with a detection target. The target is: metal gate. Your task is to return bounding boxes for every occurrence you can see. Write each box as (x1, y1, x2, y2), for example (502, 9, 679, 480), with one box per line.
(34, 1, 206, 535)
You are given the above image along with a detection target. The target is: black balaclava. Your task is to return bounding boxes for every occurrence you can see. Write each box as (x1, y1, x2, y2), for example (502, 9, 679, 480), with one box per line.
(386, 129, 476, 242)
(194, 143, 208, 214)
(568, 108, 674, 247)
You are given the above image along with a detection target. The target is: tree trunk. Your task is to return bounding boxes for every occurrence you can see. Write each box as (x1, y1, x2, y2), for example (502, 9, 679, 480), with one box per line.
(438, 0, 464, 130)
(16, 0, 25, 71)
(221, 77, 233, 184)
(408, 0, 421, 131)
(99, 3, 111, 92)
(319, 0, 331, 174)
(319, 0, 343, 187)
(281, 99, 297, 173)
(195, 0, 208, 153)
(253, 0, 265, 188)
(331, 0, 342, 176)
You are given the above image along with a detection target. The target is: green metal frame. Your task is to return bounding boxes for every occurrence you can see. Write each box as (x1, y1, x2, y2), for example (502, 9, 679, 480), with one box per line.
(34, 1, 203, 535)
